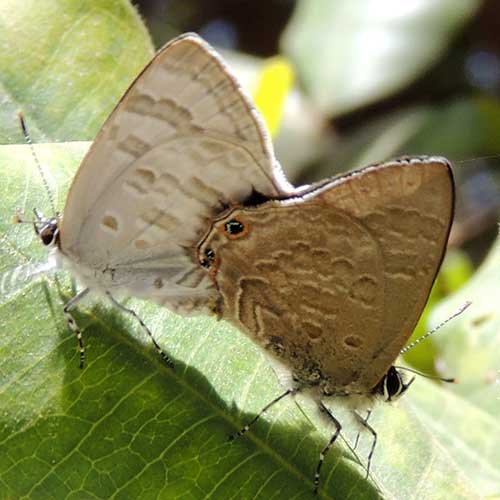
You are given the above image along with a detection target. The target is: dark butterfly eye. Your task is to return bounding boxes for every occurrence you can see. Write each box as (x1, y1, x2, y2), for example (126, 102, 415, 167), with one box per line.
(384, 368, 402, 400)
(224, 219, 245, 235)
(39, 225, 56, 246)
(377, 366, 415, 402)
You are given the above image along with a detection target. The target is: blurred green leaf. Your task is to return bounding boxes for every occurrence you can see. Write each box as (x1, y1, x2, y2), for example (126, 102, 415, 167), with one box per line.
(303, 97, 500, 184)
(430, 238, 500, 419)
(424, 239, 500, 495)
(403, 249, 474, 374)
(438, 249, 474, 294)
(282, 0, 482, 116)
(402, 97, 500, 158)
(0, 0, 154, 144)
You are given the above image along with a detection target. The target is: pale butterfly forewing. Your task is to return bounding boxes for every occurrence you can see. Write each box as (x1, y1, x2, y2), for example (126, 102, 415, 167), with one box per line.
(59, 34, 292, 315)
(198, 157, 454, 394)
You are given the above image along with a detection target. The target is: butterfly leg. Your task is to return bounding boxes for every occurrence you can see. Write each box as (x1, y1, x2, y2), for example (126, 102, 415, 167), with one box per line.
(314, 401, 341, 495)
(63, 288, 90, 369)
(106, 292, 174, 369)
(229, 388, 296, 441)
(354, 409, 376, 479)
(353, 408, 371, 450)
(353, 428, 361, 450)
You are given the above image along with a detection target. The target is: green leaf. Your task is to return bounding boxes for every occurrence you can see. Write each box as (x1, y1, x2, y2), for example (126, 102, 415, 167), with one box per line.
(402, 97, 500, 158)
(402, 249, 474, 375)
(0, 0, 154, 144)
(0, 143, 492, 499)
(282, 0, 482, 116)
(422, 239, 500, 496)
(431, 238, 500, 420)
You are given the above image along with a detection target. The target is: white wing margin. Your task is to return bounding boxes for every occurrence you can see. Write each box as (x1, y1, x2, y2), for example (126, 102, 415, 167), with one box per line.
(60, 33, 292, 314)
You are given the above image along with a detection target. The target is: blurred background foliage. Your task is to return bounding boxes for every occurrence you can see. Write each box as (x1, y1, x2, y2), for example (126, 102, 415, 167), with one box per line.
(1, 0, 500, 498)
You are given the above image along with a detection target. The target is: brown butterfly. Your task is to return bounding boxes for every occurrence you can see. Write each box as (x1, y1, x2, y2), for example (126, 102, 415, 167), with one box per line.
(198, 154, 454, 491)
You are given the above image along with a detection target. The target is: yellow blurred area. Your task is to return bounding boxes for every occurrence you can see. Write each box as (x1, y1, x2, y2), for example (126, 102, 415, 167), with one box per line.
(253, 56, 294, 137)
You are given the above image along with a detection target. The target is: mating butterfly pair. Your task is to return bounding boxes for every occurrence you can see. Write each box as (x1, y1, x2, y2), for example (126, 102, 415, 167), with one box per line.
(18, 34, 454, 493)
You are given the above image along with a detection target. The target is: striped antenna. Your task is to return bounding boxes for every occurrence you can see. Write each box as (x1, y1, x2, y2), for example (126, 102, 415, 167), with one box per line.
(400, 301, 472, 355)
(18, 111, 57, 215)
(394, 365, 456, 384)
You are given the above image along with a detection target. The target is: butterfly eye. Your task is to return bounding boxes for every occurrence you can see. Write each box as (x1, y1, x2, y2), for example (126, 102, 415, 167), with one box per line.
(38, 221, 59, 246)
(40, 229, 54, 245)
(379, 366, 410, 401)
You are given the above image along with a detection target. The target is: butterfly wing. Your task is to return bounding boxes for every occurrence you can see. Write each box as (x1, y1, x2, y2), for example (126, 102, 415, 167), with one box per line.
(60, 34, 292, 314)
(201, 156, 453, 392)
(301, 156, 454, 390)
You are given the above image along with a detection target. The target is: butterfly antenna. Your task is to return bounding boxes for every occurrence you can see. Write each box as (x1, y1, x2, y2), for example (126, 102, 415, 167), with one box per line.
(18, 111, 57, 215)
(456, 154, 500, 165)
(400, 301, 472, 355)
(394, 365, 456, 384)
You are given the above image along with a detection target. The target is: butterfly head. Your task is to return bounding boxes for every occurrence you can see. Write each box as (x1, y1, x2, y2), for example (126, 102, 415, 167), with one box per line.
(375, 366, 415, 402)
(33, 208, 60, 248)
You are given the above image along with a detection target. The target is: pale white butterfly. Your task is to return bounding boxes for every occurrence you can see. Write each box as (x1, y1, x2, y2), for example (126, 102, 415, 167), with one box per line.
(19, 33, 293, 368)
(17, 33, 458, 493)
